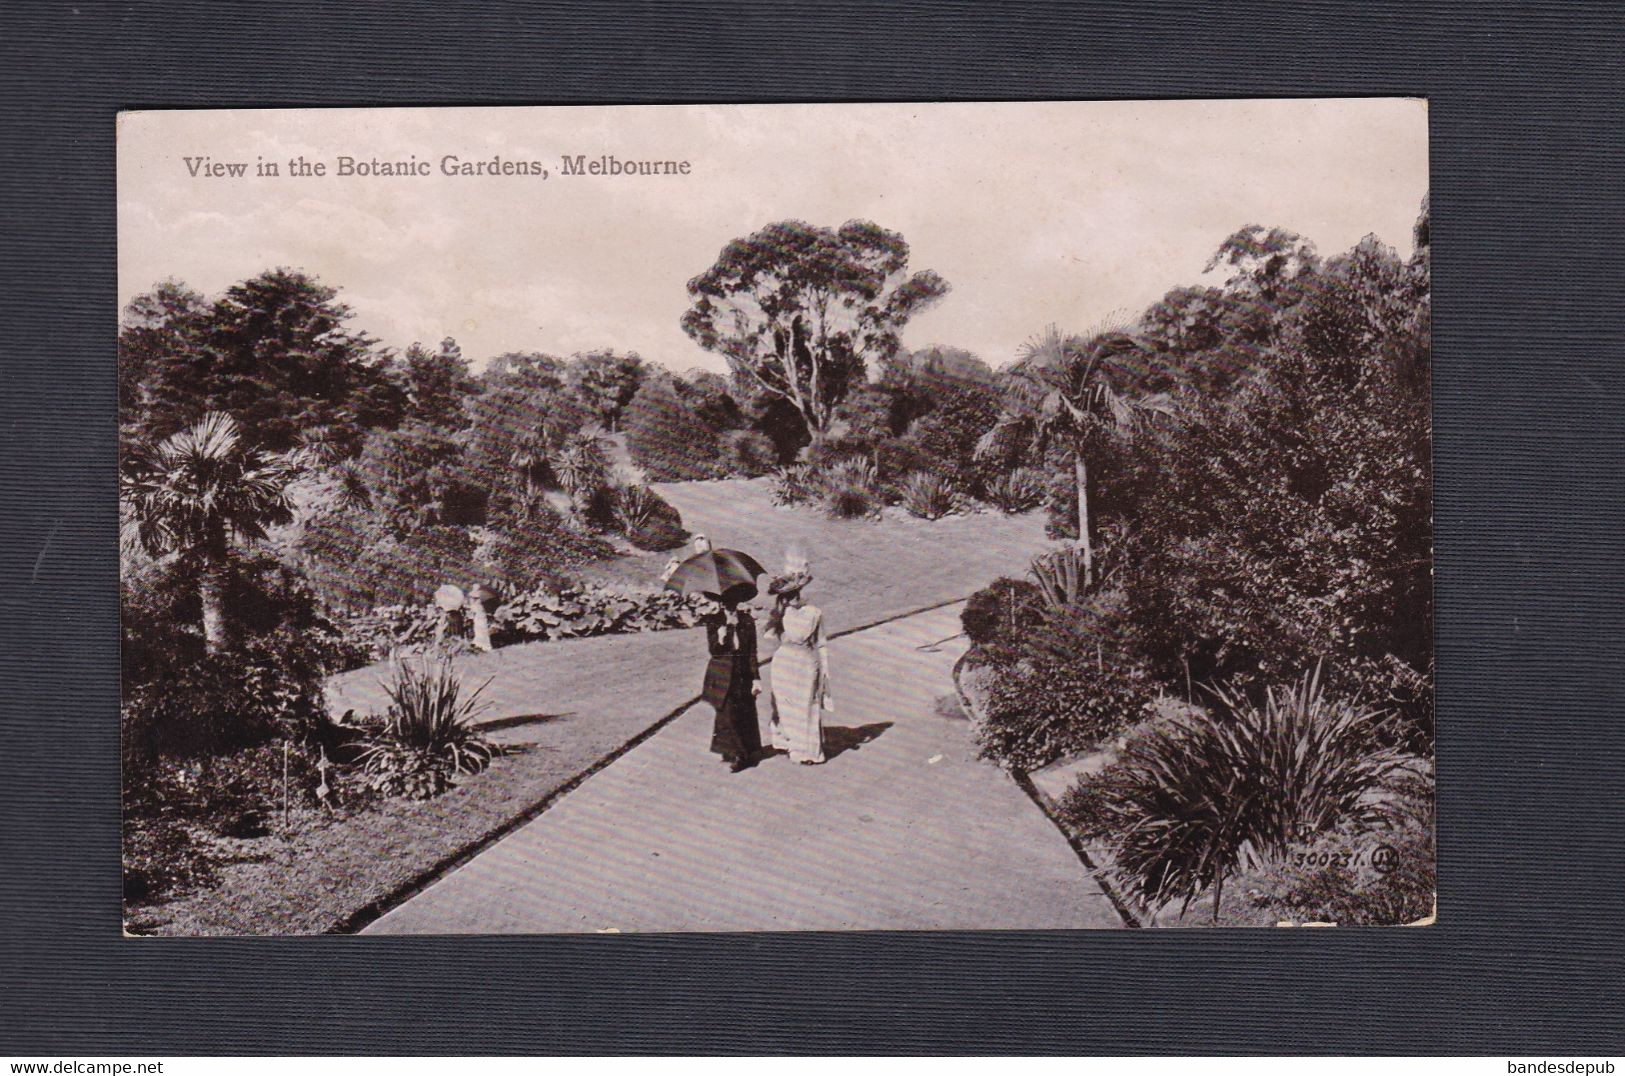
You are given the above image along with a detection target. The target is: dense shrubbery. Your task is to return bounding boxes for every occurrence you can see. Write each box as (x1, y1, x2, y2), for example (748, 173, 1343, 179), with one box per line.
(123, 742, 336, 903)
(610, 483, 688, 550)
(961, 563, 1155, 771)
(959, 206, 1433, 922)
(976, 650, 1155, 771)
(960, 577, 1044, 650)
(122, 552, 356, 761)
(624, 377, 728, 480)
(904, 378, 1005, 491)
(300, 511, 488, 612)
(483, 506, 617, 592)
(719, 429, 779, 476)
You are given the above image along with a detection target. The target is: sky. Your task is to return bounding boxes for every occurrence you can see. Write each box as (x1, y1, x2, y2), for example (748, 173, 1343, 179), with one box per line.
(118, 99, 1428, 374)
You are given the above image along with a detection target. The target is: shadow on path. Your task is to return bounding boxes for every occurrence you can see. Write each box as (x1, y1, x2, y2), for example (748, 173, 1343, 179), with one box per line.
(823, 721, 893, 761)
(480, 711, 575, 733)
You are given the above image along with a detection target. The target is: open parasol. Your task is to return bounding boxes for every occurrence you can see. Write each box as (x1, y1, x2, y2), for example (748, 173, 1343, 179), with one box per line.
(662, 547, 766, 604)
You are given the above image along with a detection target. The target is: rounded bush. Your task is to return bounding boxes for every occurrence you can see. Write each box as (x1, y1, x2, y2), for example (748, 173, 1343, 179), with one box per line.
(975, 652, 1155, 771)
(623, 377, 727, 481)
(960, 577, 1043, 649)
(720, 429, 780, 476)
(612, 483, 688, 550)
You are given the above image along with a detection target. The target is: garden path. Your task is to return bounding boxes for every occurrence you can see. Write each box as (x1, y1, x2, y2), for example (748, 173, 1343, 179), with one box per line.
(364, 603, 1124, 932)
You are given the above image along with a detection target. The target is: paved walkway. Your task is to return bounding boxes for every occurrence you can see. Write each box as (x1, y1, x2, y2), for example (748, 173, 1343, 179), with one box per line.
(365, 604, 1123, 933)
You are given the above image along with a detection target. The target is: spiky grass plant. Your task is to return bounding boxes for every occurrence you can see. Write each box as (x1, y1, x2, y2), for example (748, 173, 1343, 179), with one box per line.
(983, 466, 1048, 514)
(357, 656, 496, 799)
(897, 471, 958, 520)
(818, 457, 881, 519)
(1029, 545, 1090, 609)
(1100, 664, 1404, 920)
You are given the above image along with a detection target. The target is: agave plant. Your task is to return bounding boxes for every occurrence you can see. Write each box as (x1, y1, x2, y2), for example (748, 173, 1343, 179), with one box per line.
(1029, 546, 1090, 609)
(1099, 664, 1404, 920)
(819, 456, 881, 519)
(356, 656, 496, 799)
(611, 483, 661, 533)
(983, 466, 1047, 513)
(897, 470, 957, 520)
(769, 463, 820, 506)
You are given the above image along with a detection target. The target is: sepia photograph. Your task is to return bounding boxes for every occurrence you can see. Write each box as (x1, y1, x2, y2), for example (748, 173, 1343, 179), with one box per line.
(117, 100, 1433, 935)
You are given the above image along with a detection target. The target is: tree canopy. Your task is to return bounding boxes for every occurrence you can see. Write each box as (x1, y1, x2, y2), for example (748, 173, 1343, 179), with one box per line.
(681, 219, 949, 441)
(119, 269, 398, 454)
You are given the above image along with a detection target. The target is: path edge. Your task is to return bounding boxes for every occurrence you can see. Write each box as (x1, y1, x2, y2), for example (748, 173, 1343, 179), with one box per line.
(1007, 769, 1145, 929)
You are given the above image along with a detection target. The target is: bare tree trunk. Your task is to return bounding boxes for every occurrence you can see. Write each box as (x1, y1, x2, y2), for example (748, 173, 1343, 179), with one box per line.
(806, 406, 827, 449)
(1074, 452, 1094, 586)
(199, 562, 228, 655)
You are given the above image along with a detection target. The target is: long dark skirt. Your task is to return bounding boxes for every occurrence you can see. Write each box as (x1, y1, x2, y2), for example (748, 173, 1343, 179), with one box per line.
(709, 676, 763, 765)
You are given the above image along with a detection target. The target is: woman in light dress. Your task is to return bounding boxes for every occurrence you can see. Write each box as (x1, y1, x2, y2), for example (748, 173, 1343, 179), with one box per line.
(765, 567, 831, 765)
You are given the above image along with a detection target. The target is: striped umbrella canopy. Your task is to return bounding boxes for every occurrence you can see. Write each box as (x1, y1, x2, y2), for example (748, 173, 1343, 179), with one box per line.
(662, 548, 766, 604)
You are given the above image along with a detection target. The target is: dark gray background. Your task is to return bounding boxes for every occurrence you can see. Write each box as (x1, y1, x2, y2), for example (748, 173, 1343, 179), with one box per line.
(2, 0, 1621, 1055)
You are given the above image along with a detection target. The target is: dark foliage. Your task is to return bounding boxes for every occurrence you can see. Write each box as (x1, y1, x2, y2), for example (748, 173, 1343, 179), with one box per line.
(567, 349, 646, 430)
(976, 647, 1155, 772)
(355, 423, 483, 531)
(304, 524, 478, 611)
(961, 576, 1047, 659)
(719, 429, 780, 477)
(904, 377, 1004, 490)
(611, 484, 688, 550)
(402, 337, 477, 429)
(120, 269, 400, 454)
(484, 505, 616, 592)
(623, 376, 727, 480)
(748, 394, 814, 462)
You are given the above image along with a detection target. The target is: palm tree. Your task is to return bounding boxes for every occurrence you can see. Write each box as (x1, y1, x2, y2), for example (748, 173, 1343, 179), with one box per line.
(977, 325, 1173, 587)
(548, 432, 612, 521)
(504, 428, 550, 523)
(121, 412, 304, 653)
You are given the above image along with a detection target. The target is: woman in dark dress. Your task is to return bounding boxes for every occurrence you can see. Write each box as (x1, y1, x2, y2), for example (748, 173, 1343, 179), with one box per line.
(702, 602, 763, 772)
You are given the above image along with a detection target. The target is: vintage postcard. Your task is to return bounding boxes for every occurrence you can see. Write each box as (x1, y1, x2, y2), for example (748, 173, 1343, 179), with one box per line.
(118, 100, 1433, 934)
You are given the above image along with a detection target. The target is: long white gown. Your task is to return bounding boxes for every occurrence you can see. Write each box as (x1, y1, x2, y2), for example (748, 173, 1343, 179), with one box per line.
(768, 604, 830, 763)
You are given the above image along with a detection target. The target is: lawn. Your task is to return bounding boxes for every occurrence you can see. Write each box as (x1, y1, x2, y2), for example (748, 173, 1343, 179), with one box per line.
(127, 477, 1053, 935)
(594, 476, 1053, 630)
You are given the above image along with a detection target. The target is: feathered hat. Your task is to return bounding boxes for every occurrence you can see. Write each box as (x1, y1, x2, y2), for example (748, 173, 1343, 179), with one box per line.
(768, 550, 812, 596)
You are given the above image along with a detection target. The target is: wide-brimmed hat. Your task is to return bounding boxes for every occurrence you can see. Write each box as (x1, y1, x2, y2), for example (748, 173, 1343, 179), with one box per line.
(768, 569, 812, 596)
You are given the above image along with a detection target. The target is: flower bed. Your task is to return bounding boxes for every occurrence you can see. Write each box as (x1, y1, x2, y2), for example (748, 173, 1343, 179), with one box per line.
(336, 582, 708, 664)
